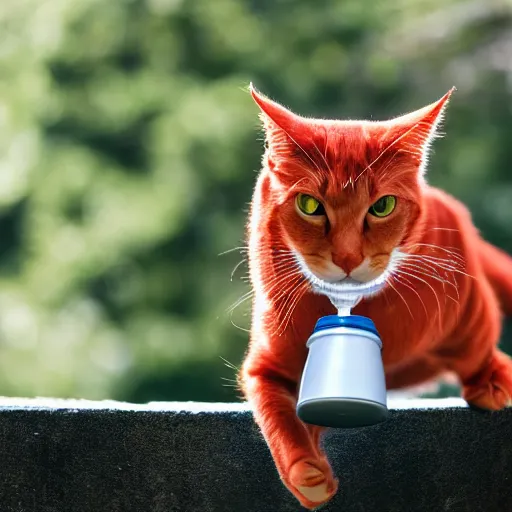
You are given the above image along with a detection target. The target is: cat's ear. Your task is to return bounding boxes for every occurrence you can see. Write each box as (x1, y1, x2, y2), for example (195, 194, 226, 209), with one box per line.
(381, 87, 455, 175)
(249, 83, 313, 166)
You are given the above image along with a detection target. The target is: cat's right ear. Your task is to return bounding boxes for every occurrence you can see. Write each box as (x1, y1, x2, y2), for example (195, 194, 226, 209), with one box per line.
(249, 84, 312, 167)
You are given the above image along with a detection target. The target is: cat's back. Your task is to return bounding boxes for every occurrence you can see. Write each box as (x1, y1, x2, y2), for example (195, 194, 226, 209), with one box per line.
(422, 185, 477, 237)
(419, 184, 484, 281)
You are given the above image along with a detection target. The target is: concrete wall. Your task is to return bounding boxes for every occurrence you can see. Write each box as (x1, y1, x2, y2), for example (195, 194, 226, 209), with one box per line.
(0, 398, 510, 511)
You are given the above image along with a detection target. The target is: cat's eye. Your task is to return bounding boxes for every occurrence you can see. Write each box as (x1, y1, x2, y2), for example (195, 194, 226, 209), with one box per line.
(369, 196, 396, 218)
(296, 194, 325, 216)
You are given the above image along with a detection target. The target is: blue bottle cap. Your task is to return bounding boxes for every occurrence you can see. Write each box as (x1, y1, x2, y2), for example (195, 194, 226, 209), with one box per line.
(313, 315, 380, 338)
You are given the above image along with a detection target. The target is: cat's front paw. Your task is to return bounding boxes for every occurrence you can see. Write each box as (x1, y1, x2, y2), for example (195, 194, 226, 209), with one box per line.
(287, 458, 338, 510)
(463, 351, 512, 410)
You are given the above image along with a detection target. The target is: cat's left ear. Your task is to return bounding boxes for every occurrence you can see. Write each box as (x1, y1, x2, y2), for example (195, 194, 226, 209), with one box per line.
(249, 83, 314, 168)
(382, 87, 455, 175)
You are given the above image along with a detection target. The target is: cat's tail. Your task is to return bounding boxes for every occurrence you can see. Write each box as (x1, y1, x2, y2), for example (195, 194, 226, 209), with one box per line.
(479, 240, 512, 316)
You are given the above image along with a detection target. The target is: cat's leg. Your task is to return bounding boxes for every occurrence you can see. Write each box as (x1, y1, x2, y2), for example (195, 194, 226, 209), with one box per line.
(458, 348, 512, 410)
(442, 298, 512, 410)
(241, 360, 337, 510)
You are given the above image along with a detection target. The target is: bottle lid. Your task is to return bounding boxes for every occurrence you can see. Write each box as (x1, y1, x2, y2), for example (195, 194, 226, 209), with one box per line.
(313, 315, 380, 337)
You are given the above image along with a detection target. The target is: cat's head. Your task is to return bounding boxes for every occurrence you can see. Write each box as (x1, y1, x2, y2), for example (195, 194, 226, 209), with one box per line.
(250, 84, 454, 306)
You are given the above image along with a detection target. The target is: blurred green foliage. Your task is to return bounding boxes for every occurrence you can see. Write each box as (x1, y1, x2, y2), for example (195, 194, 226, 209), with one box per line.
(0, 0, 510, 402)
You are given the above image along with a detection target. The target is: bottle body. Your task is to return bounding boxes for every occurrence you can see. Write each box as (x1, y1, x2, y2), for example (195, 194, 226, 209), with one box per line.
(296, 316, 388, 428)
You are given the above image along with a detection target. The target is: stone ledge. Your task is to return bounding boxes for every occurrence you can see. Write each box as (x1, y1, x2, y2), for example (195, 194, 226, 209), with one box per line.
(0, 397, 510, 511)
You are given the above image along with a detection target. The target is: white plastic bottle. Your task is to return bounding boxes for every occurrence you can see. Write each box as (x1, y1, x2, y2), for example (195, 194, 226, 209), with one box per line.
(296, 314, 389, 428)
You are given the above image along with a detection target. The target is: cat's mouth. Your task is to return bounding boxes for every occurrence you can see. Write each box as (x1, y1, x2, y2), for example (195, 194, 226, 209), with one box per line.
(293, 251, 396, 307)
(333, 277, 363, 285)
(303, 266, 389, 299)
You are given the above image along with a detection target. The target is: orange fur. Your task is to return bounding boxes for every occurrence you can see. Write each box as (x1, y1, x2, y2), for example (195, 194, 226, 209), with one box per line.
(239, 85, 512, 509)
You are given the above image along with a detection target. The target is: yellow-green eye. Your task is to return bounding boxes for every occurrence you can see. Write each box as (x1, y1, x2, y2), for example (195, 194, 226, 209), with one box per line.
(369, 196, 396, 217)
(296, 193, 325, 216)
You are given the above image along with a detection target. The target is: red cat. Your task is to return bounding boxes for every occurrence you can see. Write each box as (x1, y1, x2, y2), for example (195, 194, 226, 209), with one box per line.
(239, 84, 512, 509)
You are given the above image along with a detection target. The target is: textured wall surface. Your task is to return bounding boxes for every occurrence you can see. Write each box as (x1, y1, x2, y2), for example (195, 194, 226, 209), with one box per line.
(0, 398, 510, 512)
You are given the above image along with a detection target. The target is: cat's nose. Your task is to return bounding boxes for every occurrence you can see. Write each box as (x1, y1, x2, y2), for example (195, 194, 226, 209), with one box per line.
(331, 253, 363, 275)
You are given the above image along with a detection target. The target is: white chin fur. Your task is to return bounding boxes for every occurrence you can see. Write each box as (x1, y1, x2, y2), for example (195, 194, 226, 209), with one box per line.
(293, 250, 399, 309)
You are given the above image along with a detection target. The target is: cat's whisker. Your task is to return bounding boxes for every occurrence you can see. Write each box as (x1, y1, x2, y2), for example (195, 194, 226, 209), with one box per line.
(218, 246, 249, 256)
(226, 290, 254, 315)
(448, 270, 461, 302)
(271, 271, 307, 305)
(281, 285, 309, 334)
(401, 251, 466, 270)
(271, 286, 301, 329)
(386, 279, 414, 319)
(398, 263, 460, 304)
(268, 273, 307, 305)
(398, 267, 454, 292)
(227, 295, 252, 332)
(403, 257, 464, 273)
(275, 257, 302, 271)
(270, 248, 295, 253)
(220, 377, 238, 383)
(418, 259, 468, 275)
(401, 254, 453, 275)
(267, 254, 296, 262)
(404, 255, 474, 279)
(226, 300, 252, 318)
(390, 272, 429, 318)
(268, 267, 301, 281)
(446, 292, 460, 307)
(271, 251, 300, 259)
(271, 261, 301, 273)
(429, 227, 460, 233)
(274, 288, 304, 334)
(398, 261, 458, 291)
(404, 243, 466, 262)
(266, 247, 295, 254)
(259, 250, 296, 262)
(394, 268, 443, 325)
(229, 315, 251, 333)
(231, 258, 248, 281)
(406, 250, 466, 267)
(262, 272, 307, 306)
(221, 373, 242, 389)
(403, 241, 464, 254)
(270, 260, 303, 274)
(219, 356, 239, 372)
(273, 281, 310, 336)
(271, 257, 299, 268)
(400, 256, 445, 280)
(310, 137, 333, 176)
(265, 268, 304, 298)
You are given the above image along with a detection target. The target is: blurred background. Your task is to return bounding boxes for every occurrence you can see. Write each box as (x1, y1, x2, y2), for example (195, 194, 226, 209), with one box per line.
(0, 0, 511, 403)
